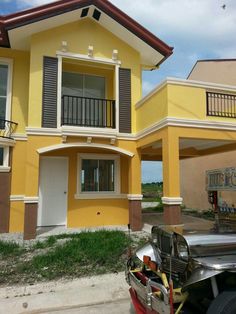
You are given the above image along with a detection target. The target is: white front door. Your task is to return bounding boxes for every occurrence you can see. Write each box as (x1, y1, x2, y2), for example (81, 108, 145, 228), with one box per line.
(38, 157, 68, 227)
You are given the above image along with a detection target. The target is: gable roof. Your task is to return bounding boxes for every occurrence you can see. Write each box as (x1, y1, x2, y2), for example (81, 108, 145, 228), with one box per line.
(0, 0, 173, 67)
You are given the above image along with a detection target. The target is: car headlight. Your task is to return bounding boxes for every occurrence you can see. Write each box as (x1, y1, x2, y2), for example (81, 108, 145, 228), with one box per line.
(177, 240, 189, 260)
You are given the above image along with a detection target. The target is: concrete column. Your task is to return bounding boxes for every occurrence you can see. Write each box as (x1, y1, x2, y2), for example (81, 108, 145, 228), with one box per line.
(24, 138, 40, 239)
(0, 172, 11, 233)
(162, 128, 182, 225)
(24, 200, 38, 240)
(128, 150, 142, 231)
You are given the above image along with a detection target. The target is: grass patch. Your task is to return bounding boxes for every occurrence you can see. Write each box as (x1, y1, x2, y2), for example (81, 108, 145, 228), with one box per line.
(33, 236, 57, 249)
(0, 240, 24, 257)
(18, 230, 130, 281)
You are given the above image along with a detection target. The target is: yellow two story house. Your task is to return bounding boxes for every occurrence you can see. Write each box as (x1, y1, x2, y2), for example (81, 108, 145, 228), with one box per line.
(0, 0, 172, 239)
(1, 0, 236, 239)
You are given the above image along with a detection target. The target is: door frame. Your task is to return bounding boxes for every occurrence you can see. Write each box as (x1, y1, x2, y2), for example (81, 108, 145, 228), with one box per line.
(38, 156, 69, 227)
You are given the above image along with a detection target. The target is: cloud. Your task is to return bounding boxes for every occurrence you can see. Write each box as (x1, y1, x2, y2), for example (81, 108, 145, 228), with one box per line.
(111, 0, 236, 78)
(16, 0, 56, 5)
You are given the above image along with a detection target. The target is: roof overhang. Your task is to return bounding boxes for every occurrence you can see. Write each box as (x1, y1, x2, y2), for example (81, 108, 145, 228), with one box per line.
(0, 0, 173, 67)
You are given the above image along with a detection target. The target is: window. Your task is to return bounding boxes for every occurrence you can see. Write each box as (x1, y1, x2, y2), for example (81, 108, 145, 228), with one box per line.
(77, 154, 120, 198)
(0, 146, 9, 168)
(0, 64, 8, 121)
(62, 72, 105, 99)
(0, 60, 12, 122)
(0, 147, 3, 166)
(62, 72, 106, 127)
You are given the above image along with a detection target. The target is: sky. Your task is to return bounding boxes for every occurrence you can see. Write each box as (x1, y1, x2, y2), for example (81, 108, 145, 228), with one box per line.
(1, 0, 235, 182)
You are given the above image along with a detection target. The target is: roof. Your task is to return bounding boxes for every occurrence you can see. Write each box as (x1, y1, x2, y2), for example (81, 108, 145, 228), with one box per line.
(0, 0, 173, 67)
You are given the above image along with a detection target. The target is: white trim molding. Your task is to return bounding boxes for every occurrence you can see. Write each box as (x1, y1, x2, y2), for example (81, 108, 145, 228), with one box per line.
(61, 126, 118, 138)
(127, 194, 143, 201)
(75, 193, 127, 200)
(24, 197, 39, 204)
(0, 137, 16, 147)
(76, 153, 121, 199)
(37, 143, 134, 157)
(12, 133, 28, 141)
(26, 127, 61, 136)
(162, 197, 183, 205)
(10, 195, 24, 201)
(0, 166, 10, 173)
(56, 51, 121, 66)
(136, 117, 236, 140)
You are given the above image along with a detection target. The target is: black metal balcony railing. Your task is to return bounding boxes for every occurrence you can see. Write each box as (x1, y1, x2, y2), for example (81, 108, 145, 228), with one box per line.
(0, 119, 18, 139)
(207, 92, 236, 118)
(61, 95, 116, 128)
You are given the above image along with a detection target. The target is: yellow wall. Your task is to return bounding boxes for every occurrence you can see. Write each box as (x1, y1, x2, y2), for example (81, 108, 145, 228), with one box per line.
(9, 201, 24, 232)
(42, 146, 130, 228)
(10, 141, 27, 195)
(28, 19, 141, 132)
(0, 48, 30, 133)
(136, 82, 236, 133)
(136, 85, 168, 131)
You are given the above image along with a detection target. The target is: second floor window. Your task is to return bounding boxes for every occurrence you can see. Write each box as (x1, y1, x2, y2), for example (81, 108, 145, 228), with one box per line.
(0, 64, 8, 121)
(62, 72, 105, 99)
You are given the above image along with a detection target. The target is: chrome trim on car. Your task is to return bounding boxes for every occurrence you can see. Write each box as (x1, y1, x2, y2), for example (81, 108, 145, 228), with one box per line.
(128, 271, 170, 314)
(183, 267, 223, 289)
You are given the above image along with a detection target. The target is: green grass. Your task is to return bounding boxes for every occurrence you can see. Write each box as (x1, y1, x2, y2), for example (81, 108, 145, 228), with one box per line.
(18, 230, 130, 280)
(0, 240, 24, 257)
(33, 236, 57, 249)
(142, 182, 162, 202)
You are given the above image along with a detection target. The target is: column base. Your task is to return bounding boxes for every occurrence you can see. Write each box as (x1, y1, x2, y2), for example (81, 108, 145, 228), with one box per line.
(24, 203, 38, 240)
(163, 204, 182, 225)
(0, 172, 10, 233)
(129, 200, 143, 231)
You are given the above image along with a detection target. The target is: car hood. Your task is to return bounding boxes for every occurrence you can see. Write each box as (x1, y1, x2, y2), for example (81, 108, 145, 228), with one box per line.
(183, 233, 236, 258)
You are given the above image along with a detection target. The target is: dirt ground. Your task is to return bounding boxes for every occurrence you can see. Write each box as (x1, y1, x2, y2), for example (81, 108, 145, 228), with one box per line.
(142, 212, 214, 232)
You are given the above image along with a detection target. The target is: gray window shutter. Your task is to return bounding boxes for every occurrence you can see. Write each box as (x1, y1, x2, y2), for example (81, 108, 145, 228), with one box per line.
(119, 68, 131, 133)
(42, 56, 58, 128)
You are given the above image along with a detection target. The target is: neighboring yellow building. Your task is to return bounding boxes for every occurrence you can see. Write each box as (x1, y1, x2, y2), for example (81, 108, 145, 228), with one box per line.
(1, 0, 236, 239)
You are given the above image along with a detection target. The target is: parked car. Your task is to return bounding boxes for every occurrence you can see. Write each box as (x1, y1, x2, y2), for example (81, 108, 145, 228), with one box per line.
(126, 226, 236, 313)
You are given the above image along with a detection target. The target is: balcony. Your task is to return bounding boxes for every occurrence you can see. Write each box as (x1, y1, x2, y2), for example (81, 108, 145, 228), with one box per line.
(136, 78, 236, 133)
(0, 119, 18, 140)
(207, 92, 236, 118)
(61, 95, 116, 129)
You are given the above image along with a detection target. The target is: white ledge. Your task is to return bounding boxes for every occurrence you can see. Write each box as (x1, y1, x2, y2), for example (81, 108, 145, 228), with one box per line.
(75, 193, 127, 200)
(127, 194, 143, 200)
(0, 166, 11, 173)
(10, 195, 24, 201)
(162, 197, 183, 205)
(24, 197, 39, 204)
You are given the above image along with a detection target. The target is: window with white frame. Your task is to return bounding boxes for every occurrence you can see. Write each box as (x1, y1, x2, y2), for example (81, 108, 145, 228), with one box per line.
(0, 60, 12, 122)
(0, 146, 9, 168)
(78, 154, 120, 195)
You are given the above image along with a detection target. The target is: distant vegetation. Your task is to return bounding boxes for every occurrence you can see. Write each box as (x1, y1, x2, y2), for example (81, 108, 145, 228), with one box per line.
(142, 182, 163, 202)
